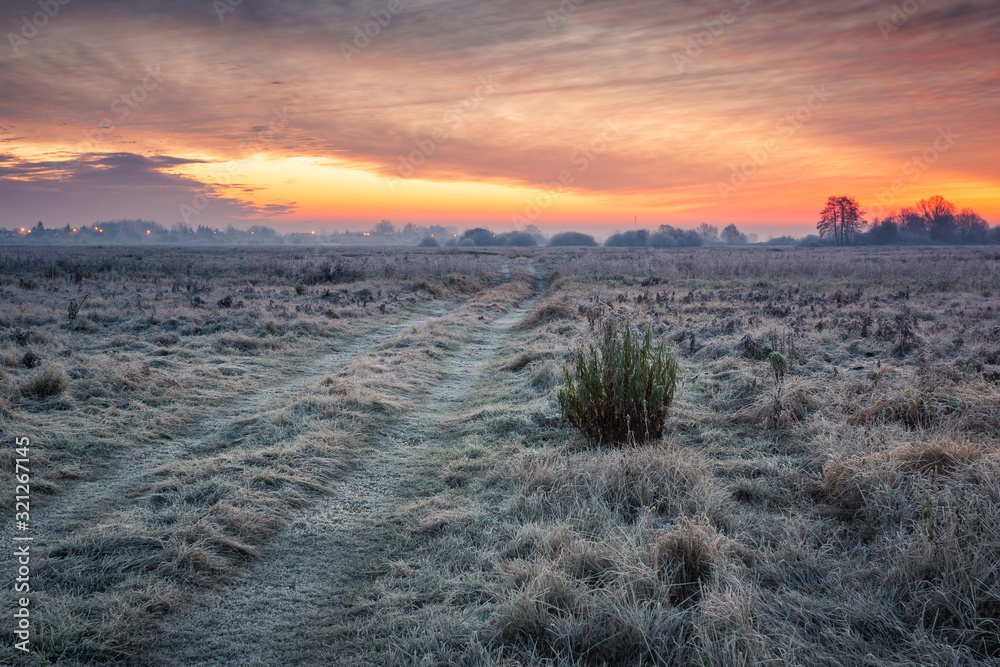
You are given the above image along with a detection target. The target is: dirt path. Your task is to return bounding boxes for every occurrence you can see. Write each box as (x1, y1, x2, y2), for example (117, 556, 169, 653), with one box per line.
(150, 267, 543, 665)
(15, 304, 460, 546)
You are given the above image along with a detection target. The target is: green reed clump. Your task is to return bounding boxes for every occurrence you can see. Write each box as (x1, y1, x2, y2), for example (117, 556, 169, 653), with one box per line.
(558, 319, 678, 446)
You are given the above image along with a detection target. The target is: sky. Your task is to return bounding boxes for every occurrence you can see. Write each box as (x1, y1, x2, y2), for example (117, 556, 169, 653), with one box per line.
(1, 0, 997, 238)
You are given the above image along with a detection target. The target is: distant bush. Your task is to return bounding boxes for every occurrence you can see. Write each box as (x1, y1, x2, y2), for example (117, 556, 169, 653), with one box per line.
(657, 225, 703, 247)
(498, 231, 537, 247)
(606, 226, 702, 248)
(649, 231, 678, 248)
(558, 320, 678, 445)
(418, 236, 440, 247)
(605, 229, 650, 248)
(798, 234, 831, 248)
(461, 228, 496, 246)
(549, 232, 597, 247)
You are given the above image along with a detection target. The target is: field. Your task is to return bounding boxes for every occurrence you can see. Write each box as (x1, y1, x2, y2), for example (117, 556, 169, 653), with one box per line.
(2, 245, 1000, 666)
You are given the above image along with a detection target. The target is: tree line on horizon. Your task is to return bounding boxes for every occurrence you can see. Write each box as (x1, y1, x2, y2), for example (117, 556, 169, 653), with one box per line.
(1, 220, 289, 244)
(0, 219, 459, 246)
(2, 196, 996, 247)
(423, 222, 757, 248)
(816, 194, 996, 246)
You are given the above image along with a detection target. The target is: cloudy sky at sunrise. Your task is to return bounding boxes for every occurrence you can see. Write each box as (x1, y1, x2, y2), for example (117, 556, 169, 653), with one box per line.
(1, 0, 997, 237)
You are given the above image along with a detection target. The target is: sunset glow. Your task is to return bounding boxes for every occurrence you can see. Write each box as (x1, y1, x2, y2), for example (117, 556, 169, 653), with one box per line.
(1, 0, 997, 237)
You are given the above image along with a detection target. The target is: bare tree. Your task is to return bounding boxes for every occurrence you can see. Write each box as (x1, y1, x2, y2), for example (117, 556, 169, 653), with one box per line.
(721, 223, 747, 245)
(917, 195, 956, 241)
(373, 220, 396, 236)
(818, 196, 864, 245)
(955, 208, 988, 243)
(840, 196, 865, 243)
(696, 223, 719, 244)
(894, 206, 926, 236)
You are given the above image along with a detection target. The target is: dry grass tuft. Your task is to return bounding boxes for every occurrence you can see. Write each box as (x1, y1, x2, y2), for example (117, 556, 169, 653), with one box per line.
(1, 347, 19, 367)
(518, 297, 577, 329)
(500, 350, 553, 373)
(851, 379, 1000, 433)
(0, 369, 13, 417)
(19, 366, 69, 398)
(888, 439, 983, 474)
(730, 381, 818, 429)
(500, 445, 730, 526)
(500, 353, 533, 372)
(650, 516, 719, 599)
(488, 515, 725, 663)
(819, 439, 984, 519)
(818, 444, 1000, 659)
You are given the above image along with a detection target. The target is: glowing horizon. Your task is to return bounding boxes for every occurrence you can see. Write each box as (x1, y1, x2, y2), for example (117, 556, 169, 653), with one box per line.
(1, 0, 997, 239)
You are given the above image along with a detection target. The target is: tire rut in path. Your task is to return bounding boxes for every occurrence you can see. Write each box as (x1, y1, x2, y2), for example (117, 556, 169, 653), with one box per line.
(150, 268, 543, 666)
(19, 305, 459, 544)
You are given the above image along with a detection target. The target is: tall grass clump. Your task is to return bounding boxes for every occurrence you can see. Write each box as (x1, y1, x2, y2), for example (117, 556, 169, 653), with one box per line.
(20, 367, 69, 398)
(558, 319, 678, 445)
